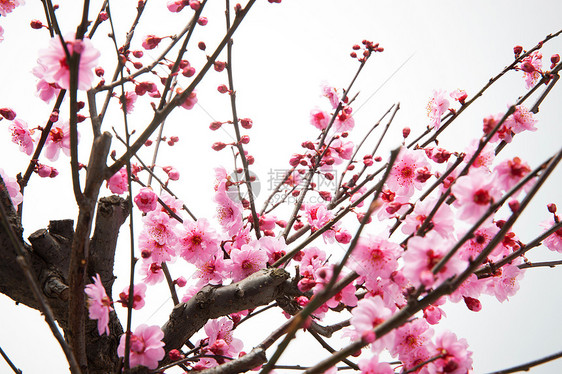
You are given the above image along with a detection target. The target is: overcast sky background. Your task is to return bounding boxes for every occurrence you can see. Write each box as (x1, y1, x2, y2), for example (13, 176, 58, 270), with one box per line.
(1, 0, 562, 372)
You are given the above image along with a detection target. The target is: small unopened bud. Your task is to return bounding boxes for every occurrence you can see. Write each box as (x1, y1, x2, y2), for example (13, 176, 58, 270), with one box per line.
(49, 110, 59, 123)
(240, 135, 250, 144)
(214, 61, 226, 72)
(212, 142, 227, 151)
(189, 0, 201, 10)
(508, 200, 520, 213)
(209, 121, 222, 130)
(551, 54, 560, 69)
(547, 203, 557, 213)
(520, 61, 536, 73)
(513, 45, 523, 57)
(183, 66, 196, 77)
(463, 296, 482, 312)
(240, 118, 253, 129)
(198, 41, 206, 50)
(319, 191, 332, 201)
(402, 127, 411, 138)
(98, 11, 109, 21)
(30, 20, 43, 29)
(217, 84, 229, 93)
(246, 155, 255, 165)
(168, 349, 183, 361)
(141, 249, 152, 259)
(174, 276, 187, 287)
(197, 17, 208, 26)
(144, 139, 153, 146)
(132, 50, 144, 58)
(77, 114, 87, 123)
(0, 108, 16, 120)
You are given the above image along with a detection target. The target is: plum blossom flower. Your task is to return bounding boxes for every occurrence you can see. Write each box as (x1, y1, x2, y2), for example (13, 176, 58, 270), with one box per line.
(230, 241, 268, 282)
(120, 91, 138, 114)
(401, 197, 455, 238)
(142, 35, 163, 50)
(310, 108, 330, 130)
(506, 105, 537, 134)
(426, 89, 449, 130)
(194, 254, 232, 286)
(351, 235, 400, 280)
(540, 218, 562, 253)
(312, 266, 357, 309)
(432, 331, 473, 374)
(463, 139, 495, 170)
(350, 296, 392, 337)
(519, 51, 542, 89)
(117, 324, 165, 369)
(494, 156, 531, 194)
(203, 318, 244, 358)
(139, 261, 165, 285)
(452, 168, 501, 222)
(391, 319, 434, 359)
(33, 63, 61, 102)
(9, 119, 35, 155)
(134, 187, 158, 213)
(45, 121, 73, 161)
(259, 236, 287, 264)
(304, 203, 334, 232)
(387, 148, 431, 197)
(485, 264, 524, 302)
(334, 106, 355, 132)
(321, 83, 340, 109)
(215, 188, 244, 236)
(450, 89, 467, 104)
(118, 283, 147, 310)
(180, 90, 198, 110)
(107, 167, 128, 194)
(357, 355, 394, 374)
(0, 168, 23, 206)
(177, 218, 220, 265)
(0, 0, 24, 17)
(36, 33, 100, 90)
(84, 274, 113, 336)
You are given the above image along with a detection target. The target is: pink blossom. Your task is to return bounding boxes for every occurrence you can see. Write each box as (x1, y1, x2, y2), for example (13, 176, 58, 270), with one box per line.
(180, 90, 198, 110)
(433, 331, 473, 373)
(36, 163, 58, 178)
(449, 274, 485, 304)
(139, 261, 165, 285)
(117, 324, 165, 369)
(304, 203, 334, 232)
(177, 218, 220, 264)
(9, 119, 34, 155)
(312, 267, 357, 308)
(506, 105, 537, 134)
(423, 304, 446, 325)
(0, 168, 23, 206)
(402, 233, 466, 288)
(84, 274, 113, 336)
(215, 189, 244, 236)
(494, 156, 531, 194)
(118, 283, 147, 310)
(194, 254, 232, 286)
(401, 197, 455, 238)
(321, 84, 340, 109)
(450, 89, 467, 104)
(107, 167, 128, 194)
(357, 355, 394, 374)
(36, 34, 100, 90)
(159, 190, 183, 216)
(167, 0, 186, 12)
(483, 112, 513, 143)
(45, 121, 73, 161)
(0, 26, 3, 43)
(230, 241, 268, 282)
(351, 235, 400, 280)
(387, 148, 431, 197)
(426, 89, 450, 130)
(458, 222, 500, 262)
(485, 264, 524, 302)
(120, 91, 138, 114)
(350, 296, 392, 337)
(334, 106, 355, 132)
(139, 231, 177, 263)
(310, 109, 330, 130)
(463, 139, 495, 170)
(452, 169, 501, 222)
(259, 236, 287, 264)
(299, 246, 327, 270)
(134, 187, 158, 213)
(520, 51, 542, 89)
(541, 218, 562, 253)
(0, 0, 24, 17)
(391, 318, 434, 359)
(142, 35, 163, 50)
(203, 318, 244, 358)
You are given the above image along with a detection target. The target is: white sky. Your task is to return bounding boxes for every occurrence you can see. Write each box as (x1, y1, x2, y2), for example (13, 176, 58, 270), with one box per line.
(1, 0, 562, 373)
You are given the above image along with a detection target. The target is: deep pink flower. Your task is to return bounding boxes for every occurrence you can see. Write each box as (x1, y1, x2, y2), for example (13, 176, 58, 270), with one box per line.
(452, 169, 501, 222)
(177, 218, 220, 265)
(541, 218, 562, 253)
(485, 264, 524, 302)
(118, 283, 147, 310)
(304, 203, 334, 232)
(433, 331, 473, 374)
(387, 149, 431, 197)
(139, 261, 165, 285)
(194, 254, 232, 286)
(230, 241, 268, 282)
(203, 318, 244, 358)
(117, 324, 165, 369)
(134, 187, 158, 213)
(494, 156, 531, 194)
(259, 236, 287, 264)
(180, 90, 198, 110)
(0, 0, 24, 17)
(45, 121, 73, 161)
(215, 189, 244, 236)
(426, 89, 450, 130)
(520, 51, 542, 89)
(9, 119, 35, 155)
(310, 109, 330, 130)
(107, 167, 128, 194)
(391, 318, 433, 359)
(506, 105, 537, 134)
(351, 235, 400, 280)
(84, 274, 113, 336)
(37, 34, 100, 90)
(142, 35, 163, 50)
(0, 168, 23, 207)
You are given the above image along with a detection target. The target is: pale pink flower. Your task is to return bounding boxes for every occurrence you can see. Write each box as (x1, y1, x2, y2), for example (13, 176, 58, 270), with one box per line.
(107, 167, 128, 194)
(0, 0, 24, 17)
(230, 241, 268, 282)
(117, 324, 165, 369)
(32, 62, 61, 102)
(138, 231, 177, 263)
(483, 112, 513, 143)
(485, 264, 524, 302)
(142, 211, 178, 246)
(194, 254, 232, 286)
(358, 355, 394, 374)
(37, 33, 100, 90)
(506, 105, 537, 134)
(391, 318, 434, 359)
(159, 190, 183, 216)
(334, 106, 355, 132)
(215, 189, 244, 236)
(403, 233, 466, 288)
(321, 83, 340, 109)
(494, 156, 531, 194)
(0, 168, 23, 206)
(203, 318, 244, 357)
(258, 214, 277, 231)
(350, 295, 392, 337)
(84, 274, 113, 336)
(177, 218, 220, 265)
(450, 89, 467, 104)
(375, 189, 410, 221)
(458, 222, 500, 262)
(45, 121, 73, 161)
(426, 90, 449, 130)
(541, 218, 562, 253)
(449, 274, 485, 304)
(118, 283, 147, 310)
(452, 169, 501, 222)
(312, 266, 358, 308)
(520, 51, 542, 89)
(463, 139, 495, 170)
(9, 119, 34, 155)
(351, 235, 400, 280)
(304, 203, 334, 232)
(259, 236, 287, 264)
(139, 261, 165, 285)
(401, 197, 455, 238)
(432, 331, 473, 374)
(310, 109, 330, 130)
(331, 138, 354, 161)
(120, 91, 138, 113)
(141, 35, 163, 50)
(387, 148, 431, 197)
(134, 187, 158, 213)
(180, 91, 198, 110)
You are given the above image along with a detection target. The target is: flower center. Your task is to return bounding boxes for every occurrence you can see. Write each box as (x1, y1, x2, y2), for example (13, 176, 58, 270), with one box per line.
(473, 189, 491, 205)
